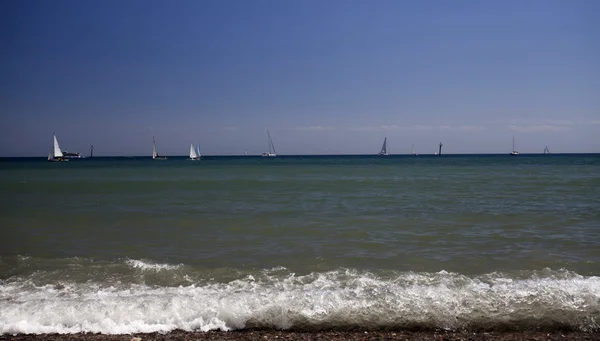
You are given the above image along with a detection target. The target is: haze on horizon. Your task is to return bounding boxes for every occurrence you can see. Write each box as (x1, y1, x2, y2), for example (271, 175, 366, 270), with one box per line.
(1, 0, 598, 157)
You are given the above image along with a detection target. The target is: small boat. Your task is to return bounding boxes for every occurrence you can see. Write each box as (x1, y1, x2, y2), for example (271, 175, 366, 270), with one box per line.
(47, 133, 68, 162)
(412, 144, 418, 155)
(152, 137, 167, 160)
(189, 143, 201, 160)
(544, 146, 550, 154)
(378, 137, 388, 156)
(510, 136, 519, 155)
(262, 131, 277, 157)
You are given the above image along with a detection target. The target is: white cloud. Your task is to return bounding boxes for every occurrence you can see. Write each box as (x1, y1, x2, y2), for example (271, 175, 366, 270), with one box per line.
(545, 120, 574, 126)
(456, 125, 487, 131)
(411, 125, 452, 131)
(349, 125, 486, 132)
(508, 118, 575, 126)
(295, 125, 335, 131)
(379, 125, 402, 130)
(347, 126, 379, 132)
(508, 125, 571, 133)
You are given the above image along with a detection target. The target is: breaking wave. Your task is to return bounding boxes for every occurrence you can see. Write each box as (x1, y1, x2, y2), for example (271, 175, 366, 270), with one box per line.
(125, 258, 183, 271)
(1, 265, 599, 334)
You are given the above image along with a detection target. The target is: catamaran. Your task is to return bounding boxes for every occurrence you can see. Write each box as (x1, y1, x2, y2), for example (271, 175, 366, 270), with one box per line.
(378, 137, 388, 156)
(189, 143, 201, 160)
(152, 137, 167, 160)
(262, 131, 277, 157)
(510, 136, 519, 155)
(544, 146, 550, 154)
(47, 133, 68, 162)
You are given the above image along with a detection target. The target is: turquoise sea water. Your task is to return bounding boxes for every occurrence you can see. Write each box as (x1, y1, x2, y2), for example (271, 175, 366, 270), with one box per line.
(1, 154, 599, 334)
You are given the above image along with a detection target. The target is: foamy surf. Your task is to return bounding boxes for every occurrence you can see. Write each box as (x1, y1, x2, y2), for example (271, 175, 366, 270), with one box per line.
(125, 258, 183, 271)
(1, 268, 599, 335)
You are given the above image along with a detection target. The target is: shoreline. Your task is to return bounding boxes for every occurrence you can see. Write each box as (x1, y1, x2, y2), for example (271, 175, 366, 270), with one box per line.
(4, 330, 599, 341)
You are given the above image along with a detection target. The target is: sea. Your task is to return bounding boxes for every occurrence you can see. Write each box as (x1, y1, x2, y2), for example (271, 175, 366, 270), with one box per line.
(1, 154, 599, 334)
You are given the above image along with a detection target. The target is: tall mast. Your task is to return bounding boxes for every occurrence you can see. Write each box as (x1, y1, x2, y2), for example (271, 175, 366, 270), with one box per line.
(267, 131, 276, 154)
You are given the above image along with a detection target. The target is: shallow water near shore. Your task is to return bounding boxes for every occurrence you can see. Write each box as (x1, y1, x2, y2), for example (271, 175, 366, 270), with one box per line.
(1, 154, 599, 334)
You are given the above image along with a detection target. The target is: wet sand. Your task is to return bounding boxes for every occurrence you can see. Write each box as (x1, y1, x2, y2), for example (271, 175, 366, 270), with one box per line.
(3, 330, 599, 341)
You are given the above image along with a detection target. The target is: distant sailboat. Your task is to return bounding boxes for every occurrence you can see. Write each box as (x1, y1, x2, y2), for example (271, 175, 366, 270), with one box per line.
(412, 144, 418, 155)
(262, 131, 277, 157)
(245, 150, 248, 156)
(510, 136, 519, 155)
(544, 146, 550, 154)
(189, 143, 200, 160)
(378, 137, 388, 156)
(152, 137, 167, 160)
(47, 133, 68, 162)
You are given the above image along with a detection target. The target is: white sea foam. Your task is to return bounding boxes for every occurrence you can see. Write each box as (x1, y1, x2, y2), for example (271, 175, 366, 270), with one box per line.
(1, 269, 599, 335)
(125, 259, 183, 271)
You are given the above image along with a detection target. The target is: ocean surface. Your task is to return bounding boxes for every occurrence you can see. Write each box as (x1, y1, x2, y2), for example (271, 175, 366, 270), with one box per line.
(1, 154, 599, 334)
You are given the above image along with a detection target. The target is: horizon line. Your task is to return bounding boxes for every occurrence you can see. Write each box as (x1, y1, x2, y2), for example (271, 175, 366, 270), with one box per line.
(2, 152, 598, 158)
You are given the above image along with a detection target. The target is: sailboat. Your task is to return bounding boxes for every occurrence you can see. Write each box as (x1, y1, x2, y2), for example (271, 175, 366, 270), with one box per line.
(47, 133, 68, 162)
(262, 131, 277, 157)
(412, 144, 418, 155)
(189, 143, 201, 160)
(544, 146, 550, 154)
(378, 137, 388, 156)
(152, 137, 167, 160)
(510, 136, 519, 155)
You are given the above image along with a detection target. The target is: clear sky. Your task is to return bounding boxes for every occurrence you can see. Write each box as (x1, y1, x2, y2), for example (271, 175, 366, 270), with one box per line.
(1, 0, 598, 156)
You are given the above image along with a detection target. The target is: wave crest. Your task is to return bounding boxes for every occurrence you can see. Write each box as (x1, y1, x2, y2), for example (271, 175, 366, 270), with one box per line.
(1, 268, 599, 334)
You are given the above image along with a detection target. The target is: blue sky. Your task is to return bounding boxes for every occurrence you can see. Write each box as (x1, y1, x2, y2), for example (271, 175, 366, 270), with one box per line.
(1, 0, 598, 156)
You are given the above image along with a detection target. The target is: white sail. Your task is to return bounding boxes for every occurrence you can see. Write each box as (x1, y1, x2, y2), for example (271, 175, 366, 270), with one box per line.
(53, 134, 63, 158)
(152, 137, 158, 159)
(189, 144, 198, 159)
(544, 146, 550, 154)
(262, 131, 277, 157)
(197, 144, 201, 159)
(378, 137, 388, 155)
